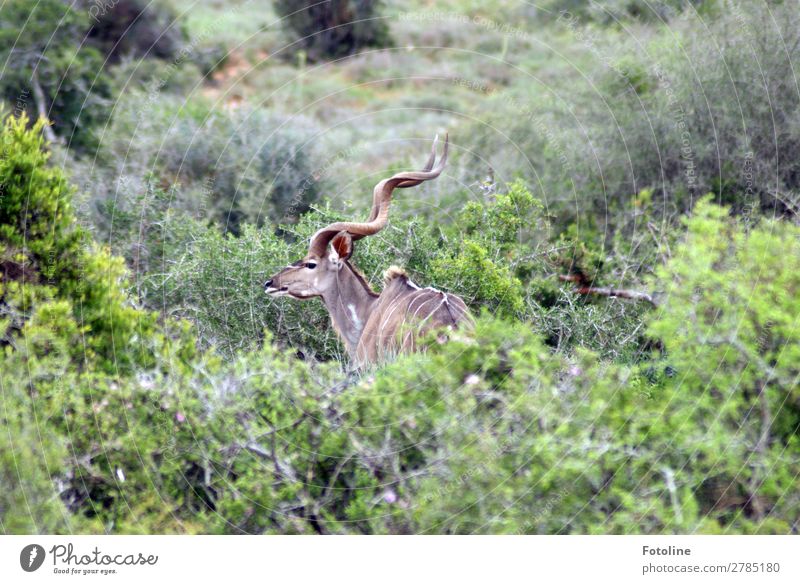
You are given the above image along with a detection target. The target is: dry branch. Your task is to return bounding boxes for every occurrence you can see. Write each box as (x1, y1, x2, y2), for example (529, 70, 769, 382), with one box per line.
(559, 275, 658, 307)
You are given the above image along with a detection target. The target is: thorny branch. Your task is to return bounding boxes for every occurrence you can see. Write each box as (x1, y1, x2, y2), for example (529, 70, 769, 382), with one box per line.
(559, 275, 659, 307)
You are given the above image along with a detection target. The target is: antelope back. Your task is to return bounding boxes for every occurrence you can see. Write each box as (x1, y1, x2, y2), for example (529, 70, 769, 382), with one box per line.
(356, 269, 472, 366)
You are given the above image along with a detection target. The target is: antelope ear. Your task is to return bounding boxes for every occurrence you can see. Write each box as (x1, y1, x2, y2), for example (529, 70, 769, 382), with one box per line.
(329, 231, 353, 264)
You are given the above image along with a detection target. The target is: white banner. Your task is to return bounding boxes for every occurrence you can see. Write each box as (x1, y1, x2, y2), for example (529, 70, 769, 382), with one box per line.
(1, 536, 797, 583)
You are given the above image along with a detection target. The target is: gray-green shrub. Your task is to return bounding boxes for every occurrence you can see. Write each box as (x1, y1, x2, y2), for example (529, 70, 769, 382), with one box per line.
(465, 1, 800, 229)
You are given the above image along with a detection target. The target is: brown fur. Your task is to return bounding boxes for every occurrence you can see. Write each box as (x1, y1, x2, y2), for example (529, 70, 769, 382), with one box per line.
(355, 270, 471, 367)
(266, 254, 471, 368)
(383, 265, 407, 283)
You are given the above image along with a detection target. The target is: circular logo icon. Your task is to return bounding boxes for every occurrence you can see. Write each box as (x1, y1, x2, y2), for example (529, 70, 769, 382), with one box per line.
(20, 544, 46, 572)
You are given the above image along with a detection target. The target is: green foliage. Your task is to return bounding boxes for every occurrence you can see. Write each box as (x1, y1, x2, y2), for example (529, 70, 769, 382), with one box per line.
(131, 179, 654, 362)
(80, 0, 185, 63)
(540, 0, 706, 24)
(1, 363, 73, 533)
(459, 180, 545, 248)
(428, 181, 547, 318)
(0, 0, 112, 151)
(7, 304, 796, 533)
(2, 119, 798, 533)
(3, 1, 800, 537)
(89, 97, 323, 233)
(0, 114, 156, 372)
(432, 241, 524, 317)
(649, 196, 800, 446)
(0, 116, 83, 268)
(469, 1, 800, 230)
(274, 0, 392, 62)
(140, 183, 548, 360)
(1, 114, 86, 345)
(598, 1, 800, 217)
(154, 220, 343, 360)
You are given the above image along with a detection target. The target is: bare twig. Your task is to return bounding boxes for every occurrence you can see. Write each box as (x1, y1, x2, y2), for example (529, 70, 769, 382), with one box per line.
(559, 275, 659, 307)
(31, 70, 58, 143)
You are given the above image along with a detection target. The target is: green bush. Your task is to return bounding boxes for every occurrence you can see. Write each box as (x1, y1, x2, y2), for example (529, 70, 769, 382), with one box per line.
(649, 196, 800, 447)
(590, 1, 800, 218)
(5, 300, 798, 533)
(133, 179, 655, 362)
(469, 1, 800, 229)
(1, 362, 73, 534)
(80, 0, 185, 63)
(0, 0, 112, 151)
(142, 182, 549, 360)
(152, 220, 343, 360)
(539, 0, 707, 24)
(2, 94, 798, 536)
(0, 114, 156, 372)
(641, 197, 800, 530)
(11, 297, 794, 534)
(86, 96, 323, 233)
(274, 0, 392, 62)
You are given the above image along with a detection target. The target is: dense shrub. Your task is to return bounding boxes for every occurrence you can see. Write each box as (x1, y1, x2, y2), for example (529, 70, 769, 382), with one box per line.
(132, 179, 653, 362)
(537, 0, 707, 23)
(466, 1, 800, 231)
(649, 197, 800, 447)
(2, 116, 799, 534)
(0, 114, 156, 372)
(1, 362, 73, 533)
(642, 197, 800, 530)
(151, 220, 343, 360)
(141, 182, 550, 360)
(85, 96, 323, 233)
(0, 0, 112, 151)
(147, 202, 798, 533)
(274, 0, 392, 61)
(6, 305, 796, 533)
(79, 0, 185, 63)
(591, 1, 800, 218)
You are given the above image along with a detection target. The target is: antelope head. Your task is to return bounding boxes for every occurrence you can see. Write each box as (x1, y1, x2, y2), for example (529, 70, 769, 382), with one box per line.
(264, 134, 470, 365)
(264, 134, 448, 300)
(262, 229, 355, 300)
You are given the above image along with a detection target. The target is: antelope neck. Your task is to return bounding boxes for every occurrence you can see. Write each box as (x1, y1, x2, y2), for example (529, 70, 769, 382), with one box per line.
(320, 262, 378, 354)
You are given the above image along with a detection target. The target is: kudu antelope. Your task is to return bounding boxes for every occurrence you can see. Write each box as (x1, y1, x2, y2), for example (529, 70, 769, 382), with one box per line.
(264, 135, 471, 367)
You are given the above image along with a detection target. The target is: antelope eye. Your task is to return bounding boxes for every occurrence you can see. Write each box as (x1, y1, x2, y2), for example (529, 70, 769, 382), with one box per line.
(306, 262, 317, 269)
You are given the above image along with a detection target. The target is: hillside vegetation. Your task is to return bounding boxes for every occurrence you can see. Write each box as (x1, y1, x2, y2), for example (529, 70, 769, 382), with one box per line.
(1, 0, 798, 534)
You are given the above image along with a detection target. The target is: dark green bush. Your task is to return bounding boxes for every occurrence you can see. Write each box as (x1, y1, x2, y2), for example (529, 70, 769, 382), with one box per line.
(0, 0, 112, 151)
(274, 0, 392, 61)
(80, 0, 185, 63)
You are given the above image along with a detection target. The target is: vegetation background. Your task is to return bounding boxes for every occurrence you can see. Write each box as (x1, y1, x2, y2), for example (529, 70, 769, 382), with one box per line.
(1, 0, 798, 534)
